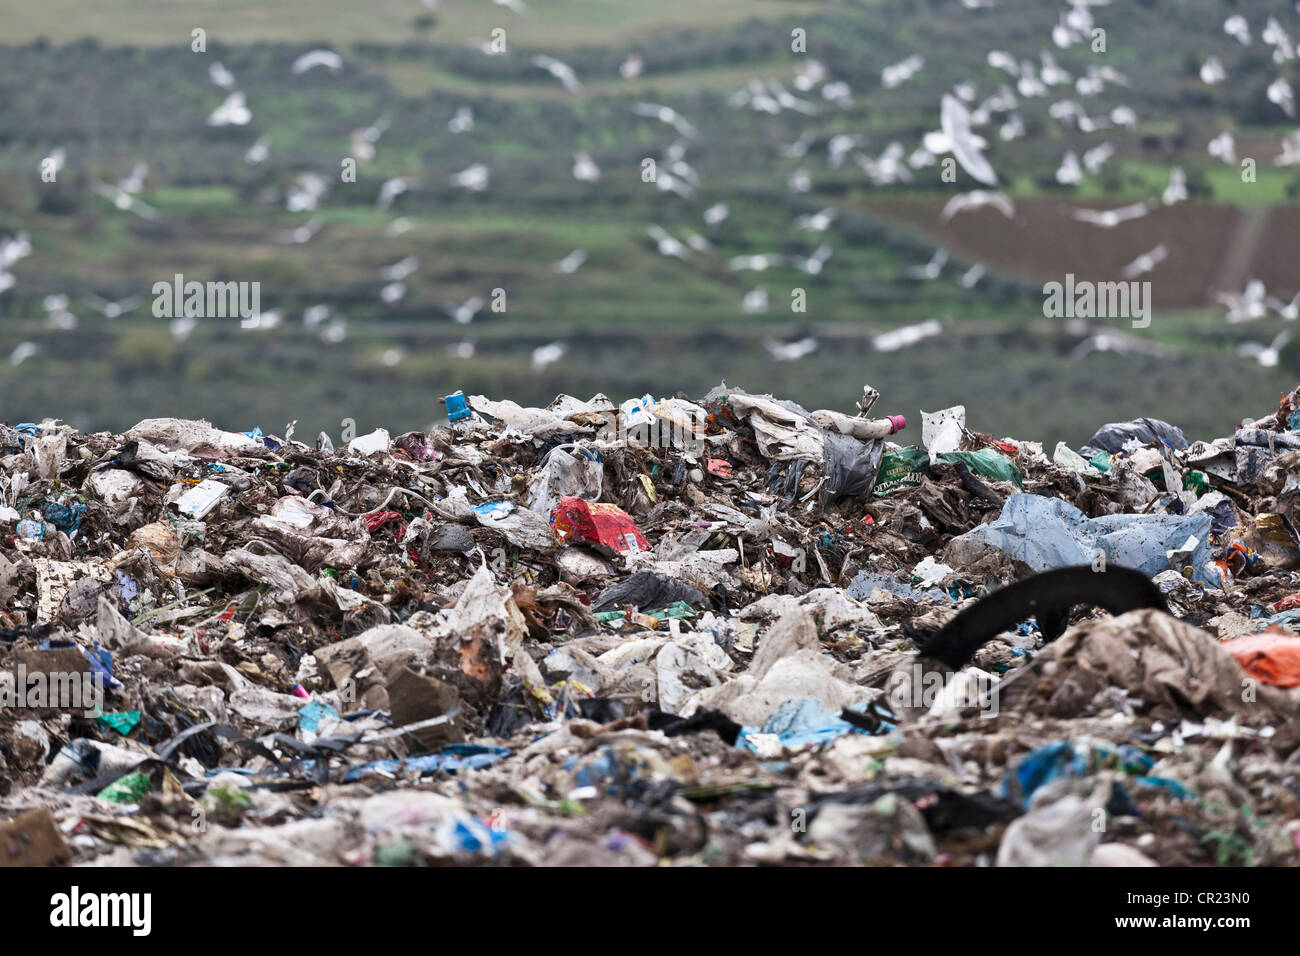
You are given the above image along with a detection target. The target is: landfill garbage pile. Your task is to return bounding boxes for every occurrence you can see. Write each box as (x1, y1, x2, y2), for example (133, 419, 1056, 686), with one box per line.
(3, 383, 1300, 867)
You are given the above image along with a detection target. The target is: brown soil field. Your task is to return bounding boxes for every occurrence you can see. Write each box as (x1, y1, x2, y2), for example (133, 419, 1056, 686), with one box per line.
(860, 197, 1295, 307)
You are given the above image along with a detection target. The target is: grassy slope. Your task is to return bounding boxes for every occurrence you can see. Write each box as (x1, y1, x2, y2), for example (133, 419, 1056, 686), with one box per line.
(3, 0, 1300, 442)
(2, 0, 807, 47)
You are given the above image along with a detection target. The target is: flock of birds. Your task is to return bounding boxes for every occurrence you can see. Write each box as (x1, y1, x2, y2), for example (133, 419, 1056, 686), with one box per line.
(5, 0, 1300, 374)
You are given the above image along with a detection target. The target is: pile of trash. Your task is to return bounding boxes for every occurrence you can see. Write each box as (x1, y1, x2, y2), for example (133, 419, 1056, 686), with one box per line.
(3, 383, 1300, 867)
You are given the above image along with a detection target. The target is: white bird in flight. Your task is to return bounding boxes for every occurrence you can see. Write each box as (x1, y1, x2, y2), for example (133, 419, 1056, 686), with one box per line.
(1264, 16, 1295, 63)
(941, 94, 998, 185)
(84, 293, 143, 319)
(531, 342, 566, 373)
(1268, 77, 1295, 118)
(908, 248, 949, 280)
(572, 150, 601, 183)
(1055, 150, 1082, 185)
(1208, 131, 1237, 165)
(1069, 201, 1153, 229)
(245, 137, 269, 165)
(92, 181, 157, 219)
(9, 342, 37, 366)
(632, 102, 697, 139)
(448, 106, 474, 134)
(728, 252, 786, 272)
(377, 177, 412, 210)
(1217, 280, 1269, 323)
(286, 173, 327, 212)
(620, 52, 644, 80)
(555, 249, 587, 274)
(1224, 15, 1251, 46)
(873, 319, 943, 352)
(1082, 142, 1115, 175)
(207, 90, 251, 127)
(292, 49, 343, 74)
(449, 164, 489, 192)
(1239, 329, 1291, 368)
(940, 190, 1014, 222)
(795, 208, 836, 231)
(1162, 167, 1188, 205)
(1121, 244, 1168, 279)
(380, 255, 419, 281)
(209, 62, 236, 89)
(1266, 291, 1300, 320)
(447, 296, 486, 325)
(795, 243, 833, 276)
(648, 225, 691, 260)
(276, 217, 323, 244)
(43, 294, 76, 330)
(0, 232, 31, 268)
(764, 337, 818, 361)
(882, 54, 924, 90)
(532, 55, 582, 94)
(1276, 131, 1300, 166)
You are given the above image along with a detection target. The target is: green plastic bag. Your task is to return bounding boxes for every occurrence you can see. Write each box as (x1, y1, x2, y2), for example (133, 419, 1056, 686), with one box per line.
(938, 449, 1024, 489)
(97, 771, 151, 804)
(98, 710, 142, 736)
(873, 447, 930, 496)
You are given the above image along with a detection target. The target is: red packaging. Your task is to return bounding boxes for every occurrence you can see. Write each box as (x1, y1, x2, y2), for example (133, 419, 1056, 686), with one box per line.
(550, 497, 649, 555)
(1269, 591, 1300, 614)
(365, 509, 407, 541)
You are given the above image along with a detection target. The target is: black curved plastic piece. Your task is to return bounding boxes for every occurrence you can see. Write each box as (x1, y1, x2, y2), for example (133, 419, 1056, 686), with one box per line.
(919, 564, 1169, 669)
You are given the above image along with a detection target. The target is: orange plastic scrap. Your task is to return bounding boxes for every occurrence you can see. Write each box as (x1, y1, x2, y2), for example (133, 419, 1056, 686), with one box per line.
(549, 496, 649, 555)
(1221, 627, 1300, 688)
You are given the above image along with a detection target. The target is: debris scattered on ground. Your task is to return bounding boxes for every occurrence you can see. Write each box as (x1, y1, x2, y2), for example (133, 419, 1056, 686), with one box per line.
(3, 385, 1300, 867)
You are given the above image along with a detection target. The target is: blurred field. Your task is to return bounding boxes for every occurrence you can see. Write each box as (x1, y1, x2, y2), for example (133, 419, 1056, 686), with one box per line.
(3, 0, 1300, 444)
(2, 0, 808, 47)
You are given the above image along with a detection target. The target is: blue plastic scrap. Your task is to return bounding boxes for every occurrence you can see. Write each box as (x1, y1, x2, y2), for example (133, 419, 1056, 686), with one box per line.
(242, 426, 282, 451)
(1135, 776, 1194, 800)
(298, 699, 340, 734)
(963, 494, 1214, 581)
(737, 698, 892, 753)
(37, 640, 123, 690)
(342, 744, 509, 782)
(445, 391, 471, 422)
(448, 817, 513, 855)
(42, 501, 87, 535)
(113, 570, 140, 604)
(1002, 739, 1155, 809)
(473, 500, 515, 520)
